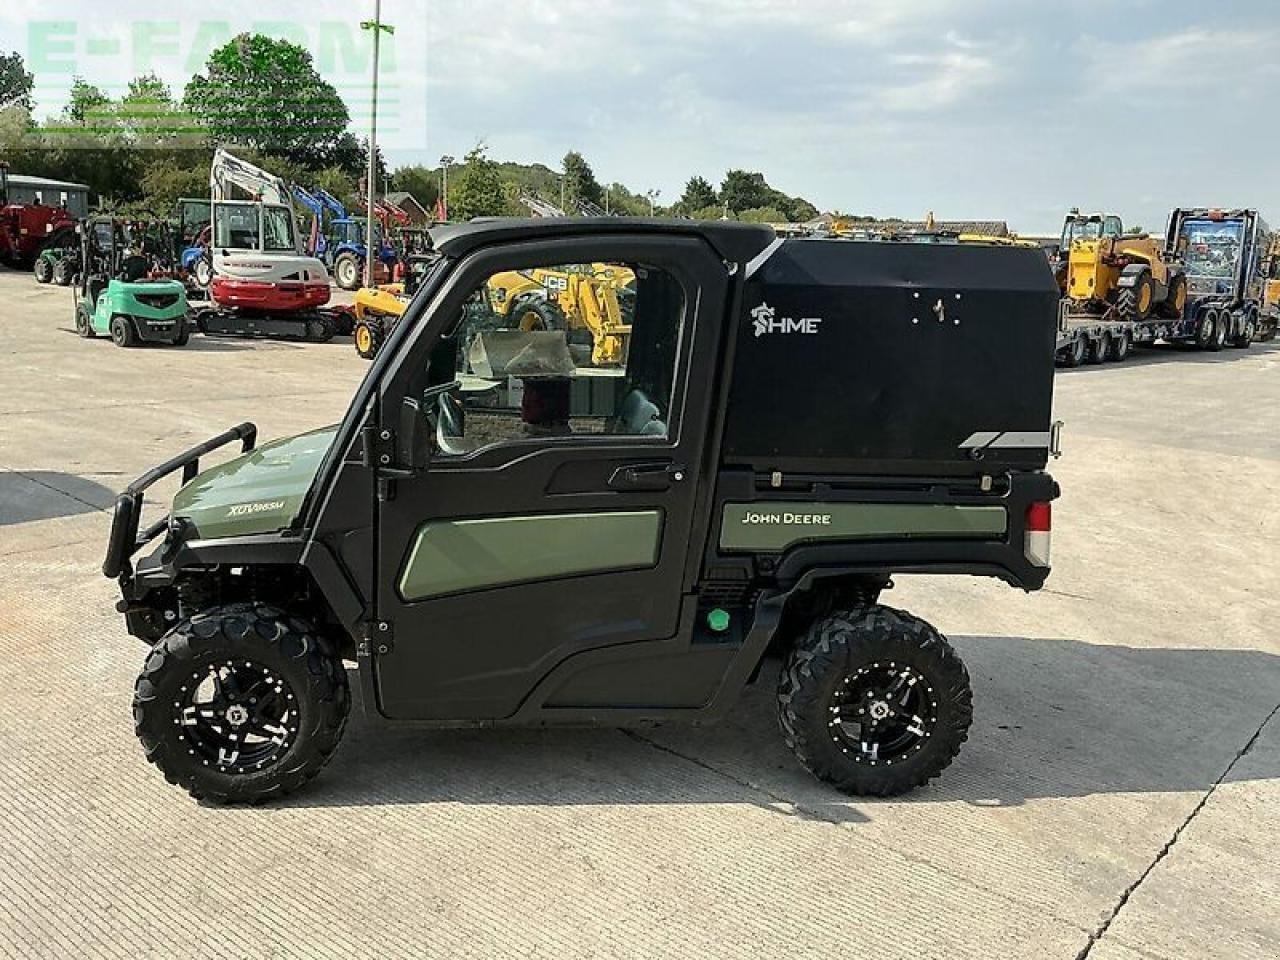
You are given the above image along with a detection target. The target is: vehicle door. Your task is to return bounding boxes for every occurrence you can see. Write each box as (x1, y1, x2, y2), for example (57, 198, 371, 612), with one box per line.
(371, 234, 728, 720)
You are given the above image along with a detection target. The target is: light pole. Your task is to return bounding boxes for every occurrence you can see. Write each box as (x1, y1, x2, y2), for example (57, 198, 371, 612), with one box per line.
(439, 155, 454, 221)
(361, 1, 395, 287)
(646, 189, 661, 216)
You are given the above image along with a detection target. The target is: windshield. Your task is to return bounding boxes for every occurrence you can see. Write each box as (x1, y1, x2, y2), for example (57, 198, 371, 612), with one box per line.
(262, 205, 295, 252)
(1062, 219, 1104, 248)
(1178, 219, 1243, 278)
(214, 204, 260, 250)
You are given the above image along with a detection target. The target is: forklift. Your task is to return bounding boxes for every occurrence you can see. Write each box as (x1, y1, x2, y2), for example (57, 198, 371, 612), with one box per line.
(73, 216, 189, 348)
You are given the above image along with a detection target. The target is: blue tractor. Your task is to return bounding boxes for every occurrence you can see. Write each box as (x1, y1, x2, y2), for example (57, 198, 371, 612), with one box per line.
(294, 187, 397, 290)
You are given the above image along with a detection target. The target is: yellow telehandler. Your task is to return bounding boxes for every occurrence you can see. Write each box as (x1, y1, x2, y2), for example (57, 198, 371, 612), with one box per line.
(1059, 210, 1186, 321)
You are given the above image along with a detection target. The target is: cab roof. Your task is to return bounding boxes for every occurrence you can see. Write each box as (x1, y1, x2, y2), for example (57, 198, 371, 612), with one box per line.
(429, 217, 776, 267)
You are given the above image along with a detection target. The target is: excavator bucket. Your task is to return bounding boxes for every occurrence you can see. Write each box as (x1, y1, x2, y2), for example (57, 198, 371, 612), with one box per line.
(468, 330, 576, 379)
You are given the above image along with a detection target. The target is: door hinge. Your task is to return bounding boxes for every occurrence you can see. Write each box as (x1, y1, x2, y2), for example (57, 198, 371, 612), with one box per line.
(357, 620, 395, 658)
(362, 424, 396, 470)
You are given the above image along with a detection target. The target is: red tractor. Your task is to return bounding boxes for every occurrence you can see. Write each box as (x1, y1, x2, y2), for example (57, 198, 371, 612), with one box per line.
(0, 162, 79, 268)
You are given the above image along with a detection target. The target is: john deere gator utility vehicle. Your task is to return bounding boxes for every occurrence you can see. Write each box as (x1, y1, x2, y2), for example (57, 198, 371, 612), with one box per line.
(105, 218, 1060, 804)
(73, 216, 189, 347)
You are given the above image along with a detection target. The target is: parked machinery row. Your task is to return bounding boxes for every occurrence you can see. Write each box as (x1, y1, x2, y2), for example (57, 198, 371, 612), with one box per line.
(1054, 207, 1277, 366)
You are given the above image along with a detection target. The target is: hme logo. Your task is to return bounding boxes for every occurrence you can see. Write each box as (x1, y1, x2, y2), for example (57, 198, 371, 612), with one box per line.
(751, 302, 822, 338)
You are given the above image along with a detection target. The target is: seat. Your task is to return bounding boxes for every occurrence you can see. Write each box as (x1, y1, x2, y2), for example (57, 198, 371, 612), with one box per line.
(613, 389, 666, 437)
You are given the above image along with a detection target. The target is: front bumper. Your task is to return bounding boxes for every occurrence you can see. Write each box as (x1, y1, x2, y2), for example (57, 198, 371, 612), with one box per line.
(103, 422, 258, 580)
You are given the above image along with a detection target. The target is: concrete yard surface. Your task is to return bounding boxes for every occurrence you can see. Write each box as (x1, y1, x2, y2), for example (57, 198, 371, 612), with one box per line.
(0, 267, 1277, 959)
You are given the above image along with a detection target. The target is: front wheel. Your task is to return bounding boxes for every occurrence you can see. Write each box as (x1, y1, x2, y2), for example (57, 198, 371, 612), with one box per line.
(109, 315, 138, 348)
(1208, 310, 1227, 352)
(777, 605, 973, 797)
(1233, 313, 1255, 348)
(75, 303, 95, 338)
(33, 256, 53, 284)
(353, 320, 382, 359)
(132, 603, 350, 803)
(52, 258, 75, 286)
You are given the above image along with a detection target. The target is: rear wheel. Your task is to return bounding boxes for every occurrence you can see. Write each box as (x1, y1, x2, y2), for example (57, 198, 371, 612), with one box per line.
(132, 603, 350, 803)
(172, 320, 190, 347)
(777, 605, 972, 797)
(334, 252, 361, 291)
(52, 258, 75, 286)
(109, 315, 138, 348)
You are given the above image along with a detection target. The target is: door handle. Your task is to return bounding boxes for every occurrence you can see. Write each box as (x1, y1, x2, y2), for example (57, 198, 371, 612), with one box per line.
(607, 462, 686, 491)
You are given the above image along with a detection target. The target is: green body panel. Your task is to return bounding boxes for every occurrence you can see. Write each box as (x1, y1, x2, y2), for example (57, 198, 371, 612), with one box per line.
(88, 279, 187, 334)
(398, 511, 664, 601)
(171, 426, 338, 539)
(719, 502, 1008, 552)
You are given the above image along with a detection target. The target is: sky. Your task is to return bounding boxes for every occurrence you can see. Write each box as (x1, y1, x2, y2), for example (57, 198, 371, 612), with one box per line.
(3, 0, 1278, 233)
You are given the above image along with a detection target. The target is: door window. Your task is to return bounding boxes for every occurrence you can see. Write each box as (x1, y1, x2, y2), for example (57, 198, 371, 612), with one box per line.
(262, 206, 296, 251)
(423, 261, 686, 456)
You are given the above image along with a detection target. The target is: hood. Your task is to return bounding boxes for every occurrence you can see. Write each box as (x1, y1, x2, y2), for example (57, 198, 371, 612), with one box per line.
(171, 426, 337, 539)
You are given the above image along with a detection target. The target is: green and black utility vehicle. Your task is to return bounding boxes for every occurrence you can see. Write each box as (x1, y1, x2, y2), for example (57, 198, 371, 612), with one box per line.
(74, 216, 189, 347)
(106, 218, 1061, 803)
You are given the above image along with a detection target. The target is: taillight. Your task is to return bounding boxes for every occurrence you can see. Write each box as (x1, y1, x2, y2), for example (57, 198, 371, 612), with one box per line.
(1025, 502, 1052, 567)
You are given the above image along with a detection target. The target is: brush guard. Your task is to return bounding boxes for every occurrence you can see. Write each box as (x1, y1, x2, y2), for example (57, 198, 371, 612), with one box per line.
(103, 422, 258, 579)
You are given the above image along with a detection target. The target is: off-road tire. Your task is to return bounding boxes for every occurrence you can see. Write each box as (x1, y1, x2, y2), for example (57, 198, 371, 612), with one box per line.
(777, 605, 973, 797)
(33, 256, 53, 284)
(75, 303, 95, 338)
(1116, 272, 1153, 321)
(172, 320, 190, 347)
(110, 315, 138, 348)
(354, 320, 382, 359)
(1159, 273, 1188, 320)
(334, 252, 361, 291)
(508, 297, 566, 332)
(52, 258, 75, 286)
(133, 603, 350, 804)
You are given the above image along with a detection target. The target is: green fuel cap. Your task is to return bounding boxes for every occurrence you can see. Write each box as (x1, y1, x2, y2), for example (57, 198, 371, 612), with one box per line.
(707, 608, 731, 633)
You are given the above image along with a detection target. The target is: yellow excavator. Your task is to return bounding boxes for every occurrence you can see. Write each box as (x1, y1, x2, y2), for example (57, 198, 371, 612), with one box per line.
(352, 261, 636, 365)
(1058, 210, 1186, 321)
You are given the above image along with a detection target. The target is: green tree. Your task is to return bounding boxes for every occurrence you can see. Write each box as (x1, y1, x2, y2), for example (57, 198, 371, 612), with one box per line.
(139, 155, 208, 208)
(562, 150, 604, 209)
(738, 205, 788, 223)
(677, 176, 718, 214)
(450, 145, 510, 220)
(689, 203, 727, 221)
(63, 78, 111, 124)
(0, 51, 34, 111)
(720, 170, 771, 213)
(184, 33, 350, 167)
